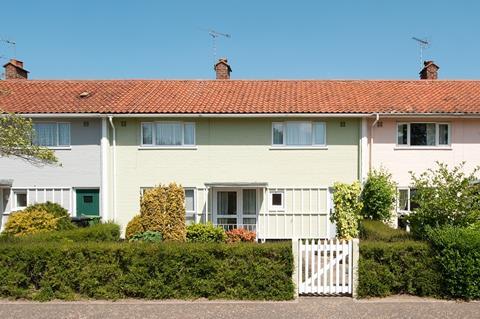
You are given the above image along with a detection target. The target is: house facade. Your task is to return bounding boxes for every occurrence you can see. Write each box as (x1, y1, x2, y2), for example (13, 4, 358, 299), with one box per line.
(1, 58, 480, 235)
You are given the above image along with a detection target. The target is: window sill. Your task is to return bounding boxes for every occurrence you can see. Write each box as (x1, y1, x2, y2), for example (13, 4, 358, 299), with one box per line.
(138, 146, 198, 150)
(269, 146, 328, 150)
(394, 146, 452, 151)
(48, 146, 72, 150)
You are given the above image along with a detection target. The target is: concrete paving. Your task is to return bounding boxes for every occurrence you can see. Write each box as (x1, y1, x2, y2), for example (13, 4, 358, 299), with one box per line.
(0, 296, 478, 319)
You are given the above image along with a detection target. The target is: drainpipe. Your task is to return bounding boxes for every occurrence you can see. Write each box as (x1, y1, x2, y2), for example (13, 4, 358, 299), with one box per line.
(108, 116, 116, 223)
(369, 113, 380, 172)
(100, 117, 109, 221)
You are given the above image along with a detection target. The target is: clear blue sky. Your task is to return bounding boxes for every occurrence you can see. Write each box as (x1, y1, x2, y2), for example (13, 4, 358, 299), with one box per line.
(1, 0, 479, 80)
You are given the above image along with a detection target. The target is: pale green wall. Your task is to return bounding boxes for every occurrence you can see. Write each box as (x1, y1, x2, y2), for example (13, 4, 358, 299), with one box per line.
(111, 117, 360, 229)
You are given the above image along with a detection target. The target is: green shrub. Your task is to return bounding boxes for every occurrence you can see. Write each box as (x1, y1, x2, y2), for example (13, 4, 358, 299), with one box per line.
(140, 183, 186, 241)
(358, 240, 441, 298)
(186, 223, 226, 243)
(331, 181, 363, 239)
(3, 210, 58, 237)
(408, 162, 480, 238)
(125, 215, 144, 240)
(23, 201, 75, 230)
(0, 241, 294, 301)
(427, 226, 480, 300)
(225, 228, 256, 243)
(361, 169, 396, 221)
(130, 231, 163, 243)
(0, 223, 121, 243)
(359, 220, 412, 242)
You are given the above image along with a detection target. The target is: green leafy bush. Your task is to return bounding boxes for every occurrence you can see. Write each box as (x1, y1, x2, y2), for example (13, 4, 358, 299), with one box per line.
(186, 223, 226, 243)
(140, 183, 186, 241)
(0, 223, 120, 243)
(125, 215, 144, 240)
(359, 220, 412, 242)
(23, 201, 75, 230)
(225, 228, 256, 243)
(130, 231, 162, 243)
(361, 169, 396, 221)
(0, 241, 294, 301)
(427, 226, 480, 300)
(408, 162, 480, 238)
(358, 240, 441, 298)
(3, 209, 58, 237)
(331, 181, 363, 239)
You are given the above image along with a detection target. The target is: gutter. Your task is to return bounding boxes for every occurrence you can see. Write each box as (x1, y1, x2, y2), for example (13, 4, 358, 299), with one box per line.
(369, 113, 380, 172)
(108, 116, 116, 223)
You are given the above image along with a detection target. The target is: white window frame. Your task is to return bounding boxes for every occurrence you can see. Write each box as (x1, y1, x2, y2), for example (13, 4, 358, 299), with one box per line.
(184, 188, 196, 213)
(269, 190, 285, 211)
(33, 122, 71, 148)
(14, 190, 28, 210)
(397, 187, 411, 213)
(140, 121, 196, 148)
(396, 122, 451, 148)
(271, 121, 327, 148)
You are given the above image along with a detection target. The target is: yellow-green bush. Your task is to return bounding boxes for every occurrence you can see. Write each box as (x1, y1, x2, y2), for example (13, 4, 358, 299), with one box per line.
(137, 183, 186, 241)
(125, 215, 144, 240)
(331, 181, 363, 240)
(3, 209, 58, 237)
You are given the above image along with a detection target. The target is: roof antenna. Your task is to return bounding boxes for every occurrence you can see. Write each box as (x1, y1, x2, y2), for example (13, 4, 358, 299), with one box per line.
(411, 37, 429, 67)
(207, 29, 231, 63)
(0, 38, 16, 58)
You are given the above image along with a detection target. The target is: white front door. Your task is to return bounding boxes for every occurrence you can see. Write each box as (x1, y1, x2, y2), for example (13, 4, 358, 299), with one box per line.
(213, 188, 258, 231)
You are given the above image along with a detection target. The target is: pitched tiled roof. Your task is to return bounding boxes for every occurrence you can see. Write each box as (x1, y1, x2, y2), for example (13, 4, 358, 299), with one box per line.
(1, 79, 480, 114)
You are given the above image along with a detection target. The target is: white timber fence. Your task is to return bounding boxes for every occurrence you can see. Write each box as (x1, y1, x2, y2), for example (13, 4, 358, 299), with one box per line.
(292, 238, 359, 297)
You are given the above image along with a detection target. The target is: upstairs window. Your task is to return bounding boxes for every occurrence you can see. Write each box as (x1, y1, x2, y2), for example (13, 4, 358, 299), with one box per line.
(141, 122, 195, 146)
(33, 122, 71, 147)
(397, 123, 450, 147)
(272, 121, 326, 147)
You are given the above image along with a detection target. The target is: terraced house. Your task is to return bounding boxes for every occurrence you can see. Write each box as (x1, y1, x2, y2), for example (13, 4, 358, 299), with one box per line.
(1, 58, 480, 236)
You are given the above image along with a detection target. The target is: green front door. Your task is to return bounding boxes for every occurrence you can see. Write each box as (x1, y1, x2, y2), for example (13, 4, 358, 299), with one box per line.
(76, 189, 99, 216)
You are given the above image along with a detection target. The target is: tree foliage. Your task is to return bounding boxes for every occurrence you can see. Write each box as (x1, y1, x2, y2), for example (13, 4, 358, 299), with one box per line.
(0, 112, 57, 165)
(408, 162, 480, 238)
(331, 181, 363, 239)
(361, 168, 397, 221)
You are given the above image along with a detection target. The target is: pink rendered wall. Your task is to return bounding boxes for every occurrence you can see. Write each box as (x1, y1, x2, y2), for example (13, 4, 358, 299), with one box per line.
(369, 118, 480, 186)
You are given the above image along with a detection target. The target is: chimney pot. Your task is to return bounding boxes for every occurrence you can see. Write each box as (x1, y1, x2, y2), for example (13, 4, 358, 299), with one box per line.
(214, 58, 232, 80)
(419, 60, 439, 80)
(3, 59, 29, 80)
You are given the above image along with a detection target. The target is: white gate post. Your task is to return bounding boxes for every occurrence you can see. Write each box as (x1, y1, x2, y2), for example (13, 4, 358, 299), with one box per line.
(291, 238, 299, 298)
(351, 238, 360, 298)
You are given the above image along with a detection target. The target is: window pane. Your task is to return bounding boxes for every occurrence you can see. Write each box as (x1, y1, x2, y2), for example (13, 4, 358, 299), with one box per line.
(243, 189, 256, 214)
(58, 123, 70, 146)
(411, 123, 436, 146)
(272, 193, 283, 206)
(16, 192, 27, 208)
(243, 217, 256, 225)
(410, 189, 420, 211)
(313, 122, 326, 145)
(397, 124, 408, 145)
(156, 123, 182, 145)
(184, 123, 195, 145)
(142, 123, 153, 145)
(217, 218, 237, 225)
(398, 190, 408, 211)
(286, 122, 311, 145)
(34, 123, 57, 146)
(272, 123, 284, 145)
(185, 189, 195, 212)
(439, 124, 449, 145)
(217, 191, 237, 215)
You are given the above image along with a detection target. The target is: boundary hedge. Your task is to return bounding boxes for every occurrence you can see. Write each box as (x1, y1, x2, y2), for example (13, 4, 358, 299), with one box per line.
(0, 241, 294, 301)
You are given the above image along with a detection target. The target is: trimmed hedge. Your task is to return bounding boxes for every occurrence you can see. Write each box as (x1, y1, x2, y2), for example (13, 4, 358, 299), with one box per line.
(427, 226, 480, 300)
(359, 220, 413, 242)
(0, 241, 294, 301)
(358, 240, 441, 298)
(0, 223, 120, 243)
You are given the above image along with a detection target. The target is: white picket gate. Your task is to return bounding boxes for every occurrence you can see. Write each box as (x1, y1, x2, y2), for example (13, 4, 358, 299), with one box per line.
(297, 239, 354, 295)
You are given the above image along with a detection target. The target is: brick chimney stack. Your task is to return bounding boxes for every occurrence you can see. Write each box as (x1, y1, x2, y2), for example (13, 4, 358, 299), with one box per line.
(419, 61, 439, 80)
(3, 59, 29, 80)
(214, 58, 232, 80)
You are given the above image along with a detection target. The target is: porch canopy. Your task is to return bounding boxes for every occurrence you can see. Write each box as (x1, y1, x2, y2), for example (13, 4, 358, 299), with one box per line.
(0, 179, 13, 187)
(204, 182, 268, 188)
